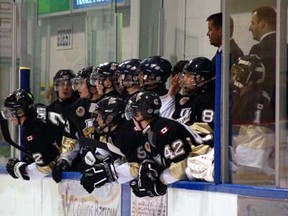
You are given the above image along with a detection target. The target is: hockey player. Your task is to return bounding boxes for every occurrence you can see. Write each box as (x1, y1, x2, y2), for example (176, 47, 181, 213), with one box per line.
(125, 91, 194, 197)
(90, 62, 120, 98)
(2, 89, 59, 180)
(78, 96, 146, 193)
(231, 54, 275, 175)
(138, 56, 175, 118)
(37, 69, 79, 149)
(52, 66, 103, 183)
(172, 57, 216, 132)
(113, 58, 142, 102)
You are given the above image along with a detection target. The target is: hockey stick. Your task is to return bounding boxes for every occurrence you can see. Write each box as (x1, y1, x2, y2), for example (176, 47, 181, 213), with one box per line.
(0, 113, 33, 159)
(78, 137, 125, 157)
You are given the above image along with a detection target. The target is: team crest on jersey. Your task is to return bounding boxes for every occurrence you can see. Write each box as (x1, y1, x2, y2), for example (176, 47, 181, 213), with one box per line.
(179, 97, 189, 106)
(160, 127, 169, 135)
(26, 135, 34, 141)
(76, 106, 85, 117)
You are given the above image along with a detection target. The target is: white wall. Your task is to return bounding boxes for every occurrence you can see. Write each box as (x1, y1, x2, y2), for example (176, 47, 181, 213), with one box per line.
(232, 12, 258, 55)
(168, 188, 238, 216)
(42, 14, 87, 81)
(164, 0, 221, 63)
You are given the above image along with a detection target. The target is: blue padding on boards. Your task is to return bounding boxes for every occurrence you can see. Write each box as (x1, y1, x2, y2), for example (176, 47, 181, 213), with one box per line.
(19, 67, 31, 160)
(214, 52, 221, 184)
(172, 181, 288, 200)
(19, 67, 30, 92)
(121, 183, 131, 216)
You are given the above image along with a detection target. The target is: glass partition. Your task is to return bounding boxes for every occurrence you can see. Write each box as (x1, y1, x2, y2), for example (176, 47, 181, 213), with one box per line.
(0, 0, 15, 164)
(228, 0, 288, 188)
(86, 2, 118, 66)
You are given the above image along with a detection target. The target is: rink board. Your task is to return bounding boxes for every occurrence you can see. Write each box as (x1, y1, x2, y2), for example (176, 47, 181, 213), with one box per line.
(0, 171, 287, 216)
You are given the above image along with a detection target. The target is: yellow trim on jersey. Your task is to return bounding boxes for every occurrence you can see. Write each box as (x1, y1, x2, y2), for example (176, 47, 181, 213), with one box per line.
(129, 162, 140, 178)
(61, 136, 78, 153)
(36, 160, 56, 174)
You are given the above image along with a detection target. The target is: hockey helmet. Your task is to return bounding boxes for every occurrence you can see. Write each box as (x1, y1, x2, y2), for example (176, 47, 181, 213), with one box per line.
(2, 88, 34, 119)
(125, 91, 161, 121)
(231, 54, 265, 87)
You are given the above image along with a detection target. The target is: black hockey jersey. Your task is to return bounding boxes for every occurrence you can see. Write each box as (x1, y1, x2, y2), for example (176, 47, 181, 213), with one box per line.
(109, 120, 147, 163)
(21, 116, 59, 166)
(232, 85, 274, 126)
(63, 98, 100, 140)
(172, 85, 215, 129)
(46, 96, 78, 147)
(144, 117, 192, 168)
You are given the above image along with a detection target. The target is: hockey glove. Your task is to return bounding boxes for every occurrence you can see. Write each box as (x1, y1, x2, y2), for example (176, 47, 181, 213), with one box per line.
(52, 159, 70, 183)
(77, 151, 97, 173)
(138, 159, 167, 197)
(80, 157, 118, 193)
(6, 158, 30, 180)
(130, 179, 152, 198)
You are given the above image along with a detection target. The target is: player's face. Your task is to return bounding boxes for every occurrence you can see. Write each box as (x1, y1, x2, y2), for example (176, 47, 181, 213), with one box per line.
(181, 72, 197, 94)
(132, 114, 150, 131)
(95, 79, 105, 96)
(122, 74, 134, 88)
(77, 79, 90, 99)
(95, 113, 109, 133)
(57, 80, 73, 101)
(138, 71, 145, 88)
(249, 12, 261, 41)
(142, 74, 160, 90)
(206, 20, 222, 48)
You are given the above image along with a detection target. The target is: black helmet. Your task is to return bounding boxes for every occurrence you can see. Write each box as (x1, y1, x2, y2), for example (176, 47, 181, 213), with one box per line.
(183, 57, 215, 87)
(2, 88, 34, 118)
(231, 54, 265, 87)
(92, 96, 125, 133)
(114, 59, 141, 93)
(90, 62, 118, 85)
(72, 66, 94, 90)
(125, 91, 161, 121)
(53, 69, 75, 91)
(139, 56, 172, 88)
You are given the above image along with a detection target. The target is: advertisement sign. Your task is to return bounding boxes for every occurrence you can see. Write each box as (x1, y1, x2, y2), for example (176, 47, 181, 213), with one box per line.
(131, 192, 167, 216)
(59, 180, 121, 216)
(73, 0, 125, 10)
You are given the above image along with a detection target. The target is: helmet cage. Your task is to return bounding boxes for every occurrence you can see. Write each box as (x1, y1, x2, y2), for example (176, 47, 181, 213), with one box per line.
(1, 107, 25, 119)
(53, 70, 75, 91)
(181, 70, 214, 88)
(72, 77, 88, 91)
(54, 79, 73, 91)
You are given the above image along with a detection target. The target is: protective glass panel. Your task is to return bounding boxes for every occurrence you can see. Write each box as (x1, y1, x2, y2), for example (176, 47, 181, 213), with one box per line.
(0, 1, 17, 163)
(86, 2, 118, 66)
(228, 0, 288, 187)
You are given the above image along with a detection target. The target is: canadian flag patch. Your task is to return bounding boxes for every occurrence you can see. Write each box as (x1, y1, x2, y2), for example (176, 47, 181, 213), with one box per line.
(26, 135, 34, 141)
(160, 127, 168, 135)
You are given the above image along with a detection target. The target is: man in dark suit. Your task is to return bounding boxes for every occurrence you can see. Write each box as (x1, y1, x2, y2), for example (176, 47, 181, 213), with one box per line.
(206, 12, 244, 68)
(248, 6, 276, 100)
